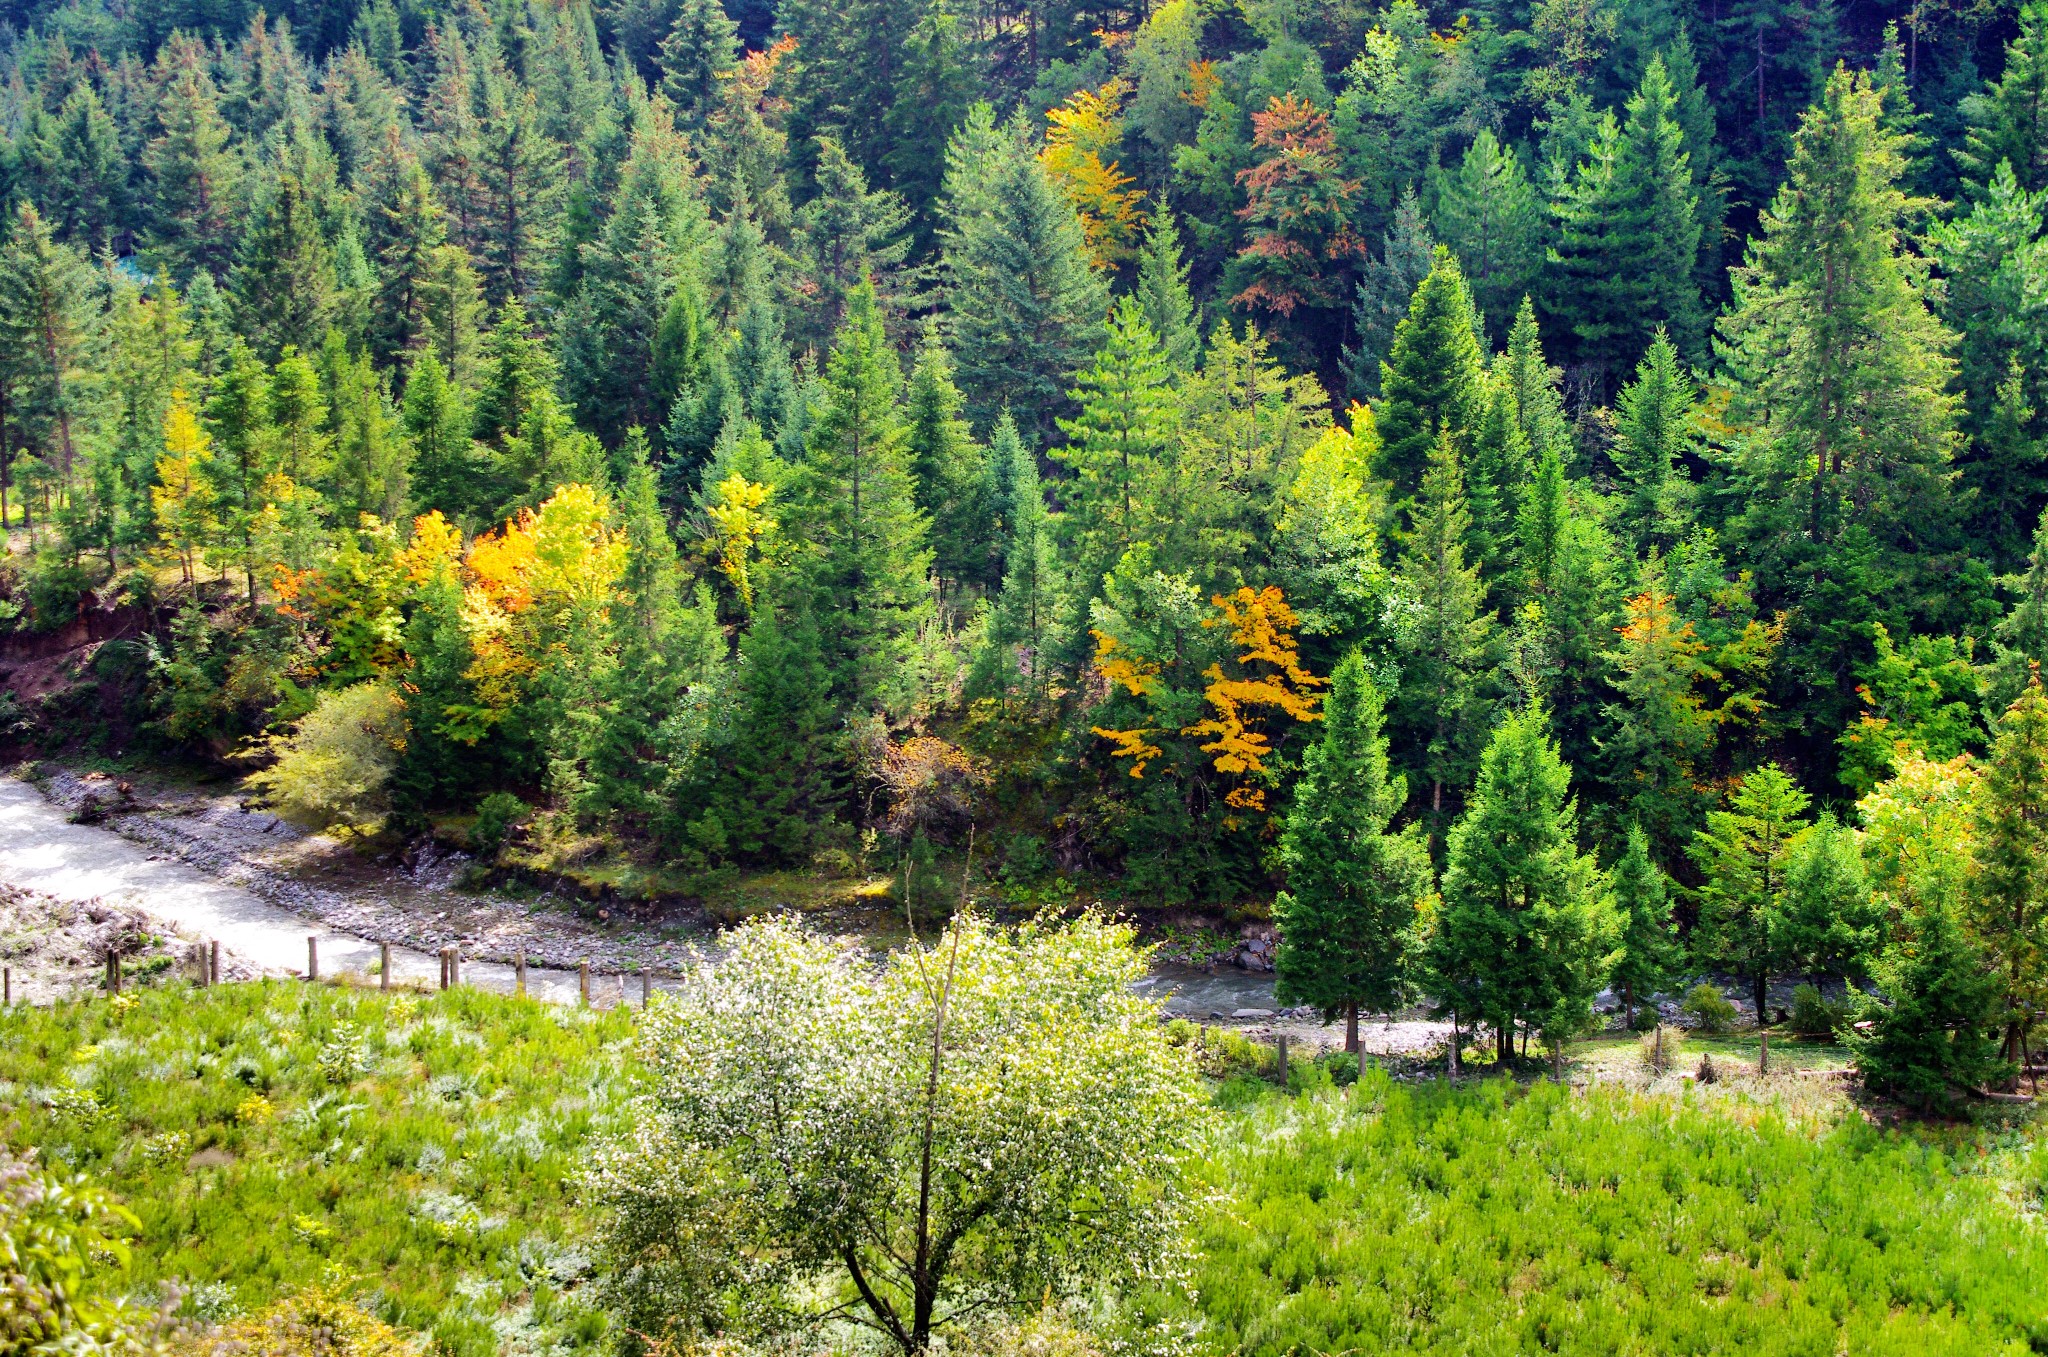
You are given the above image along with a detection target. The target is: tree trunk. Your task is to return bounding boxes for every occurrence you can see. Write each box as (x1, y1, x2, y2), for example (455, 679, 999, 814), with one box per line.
(1753, 971, 1768, 1027)
(1345, 1000, 1358, 1054)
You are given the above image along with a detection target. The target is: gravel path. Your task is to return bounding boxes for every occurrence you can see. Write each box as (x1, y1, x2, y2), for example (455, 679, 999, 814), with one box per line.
(0, 777, 623, 1004)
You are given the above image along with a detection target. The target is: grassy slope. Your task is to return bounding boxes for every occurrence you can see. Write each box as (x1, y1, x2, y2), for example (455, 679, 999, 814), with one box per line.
(1139, 1066, 2048, 1356)
(8, 982, 2048, 1356)
(0, 980, 637, 1356)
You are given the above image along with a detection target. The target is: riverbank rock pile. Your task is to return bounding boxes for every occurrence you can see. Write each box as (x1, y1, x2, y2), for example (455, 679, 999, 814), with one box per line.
(0, 885, 248, 1003)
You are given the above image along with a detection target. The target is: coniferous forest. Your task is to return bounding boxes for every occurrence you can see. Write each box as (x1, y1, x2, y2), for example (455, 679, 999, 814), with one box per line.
(4, 0, 2048, 1047)
(1, 0, 2047, 1040)
(10, 0, 2048, 1349)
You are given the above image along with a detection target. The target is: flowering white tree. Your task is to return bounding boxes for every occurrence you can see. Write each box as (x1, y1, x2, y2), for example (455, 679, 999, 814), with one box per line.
(584, 912, 1203, 1353)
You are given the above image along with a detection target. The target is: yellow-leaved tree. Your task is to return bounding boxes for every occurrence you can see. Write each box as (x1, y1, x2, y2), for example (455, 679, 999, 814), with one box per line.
(152, 389, 213, 584)
(1042, 77, 1146, 268)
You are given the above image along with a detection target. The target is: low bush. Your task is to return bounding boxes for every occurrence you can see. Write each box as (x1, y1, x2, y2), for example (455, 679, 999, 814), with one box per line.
(1682, 982, 1738, 1034)
(244, 682, 406, 835)
(1790, 983, 1851, 1040)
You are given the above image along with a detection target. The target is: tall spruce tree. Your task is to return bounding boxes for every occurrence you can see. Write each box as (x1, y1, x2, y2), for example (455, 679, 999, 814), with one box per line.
(903, 324, 990, 593)
(789, 280, 934, 717)
(1719, 66, 1965, 730)
(972, 414, 1063, 707)
(1612, 332, 1697, 554)
(1424, 705, 1612, 1062)
(143, 37, 240, 282)
(1956, 0, 2048, 197)
(1689, 763, 1809, 1021)
(1053, 297, 1177, 604)
(230, 174, 336, 361)
(1135, 208, 1201, 375)
(0, 204, 95, 486)
(1972, 673, 2048, 1069)
(1544, 56, 1705, 381)
(1432, 129, 1541, 339)
(1607, 825, 1679, 1027)
(1390, 433, 1495, 824)
(940, 105, 1107, 438)
(1988, 510, 2048, 708)
(1274, 650, 1433, 1050)
(1374, 246, 1485, 507)
(1344, 189, 1434, 403)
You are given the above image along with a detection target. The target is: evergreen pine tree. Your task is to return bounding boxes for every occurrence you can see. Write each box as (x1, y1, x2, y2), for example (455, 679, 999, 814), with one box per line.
(404, 350, 489, 526)
(940, 106, 1108, 438)
(143, 37, 240, 282)
(883, 7, 975, 255)
(473, 60, 561, 304)
(1391, 433, 1496, 823)
(1375, 246, 1485, 506)
(1501, 297, 1573, 469)
(1690, 763, 1809, 1021)
(1274, 650, 1434, 1047)
(1847, 904, 2009, 1114)
(1053, 297, 1177, 600)
(1971, 673, 2048, 1068)
(1607, 825, 1679, 1027)
(1544, 56, 1705, 381)
(46, 84, 130, 254)
(1424, 705, 1612, 1061)
(230, 174, 336, 361)
(687, 601, 838, 865)
(1956, 0, 2048, 197)
(473, 299, 555, 450)
(789, 281, 935, 717)
(1776, 813, 1883, 979)
(1719, 66, 1964, 701)
(0, 203, 95, 486)
(421, 244, 486, 390)
(328, 346, 407, 523)
(656, 0, 739, 126)
(1432, 129, 1541, 338)
(362, 131, 448, 368)
(1598, 580, 1715, 862)
(904, 324, 990, 593)
(1515, 446, 1568, 599)
(200, 342, 275, 603)
(789, 137, 923, 357)
(1135, 207, 1201, 375)
(973, 413, 1064, 707)
(1612, 332, 1696, 554)
(1988, 510, 2048, 709)
(1464, 370, 1529, 581)
(1343, 189, 1434, 403)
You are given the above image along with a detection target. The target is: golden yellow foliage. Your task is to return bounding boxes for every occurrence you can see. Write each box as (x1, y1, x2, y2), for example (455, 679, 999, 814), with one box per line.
(461, 484, 628, 716)
(398, 511, 463, 586)
(153, 389, 213, 583)
(1185, 586, 1325, 809)
(700, 473, 776, 608)
(204, 1284, 422, 1355)
(1042, 77, 1146, 268)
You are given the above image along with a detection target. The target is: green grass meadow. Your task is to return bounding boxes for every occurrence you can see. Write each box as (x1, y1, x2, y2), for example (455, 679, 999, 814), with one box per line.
(0, 979, 636, 1354)
(7, 982, 2048, 1355)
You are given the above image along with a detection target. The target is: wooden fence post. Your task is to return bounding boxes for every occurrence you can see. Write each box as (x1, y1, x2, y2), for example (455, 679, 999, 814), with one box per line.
(578, 961, 590, 1006)
(306, 936, 318, 982)
(379, 943, 391, 991)
(515, 956, 527, 998)
(449, 947, 461, 988)
(1275, 1034, 1289, 1085)
(1759, 1028, 1770, 1077)
(210, 940, 221, 987)
(4, 966, 10, 1005)
(641, 971, 651, 1007)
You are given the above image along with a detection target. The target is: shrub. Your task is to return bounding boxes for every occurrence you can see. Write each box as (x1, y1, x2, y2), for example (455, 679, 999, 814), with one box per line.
(471, 792, 528, 859)
(1847, 906, 2010, 1114)
(244, 682, 406, 835)
(1790, 984, 1850, 1041)
(1682, 983, 1738, 1034)
(203, 1284, 419, 1355)
(1639, 1024, 1679, 1074)
(0, 1147, 164, 1351)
